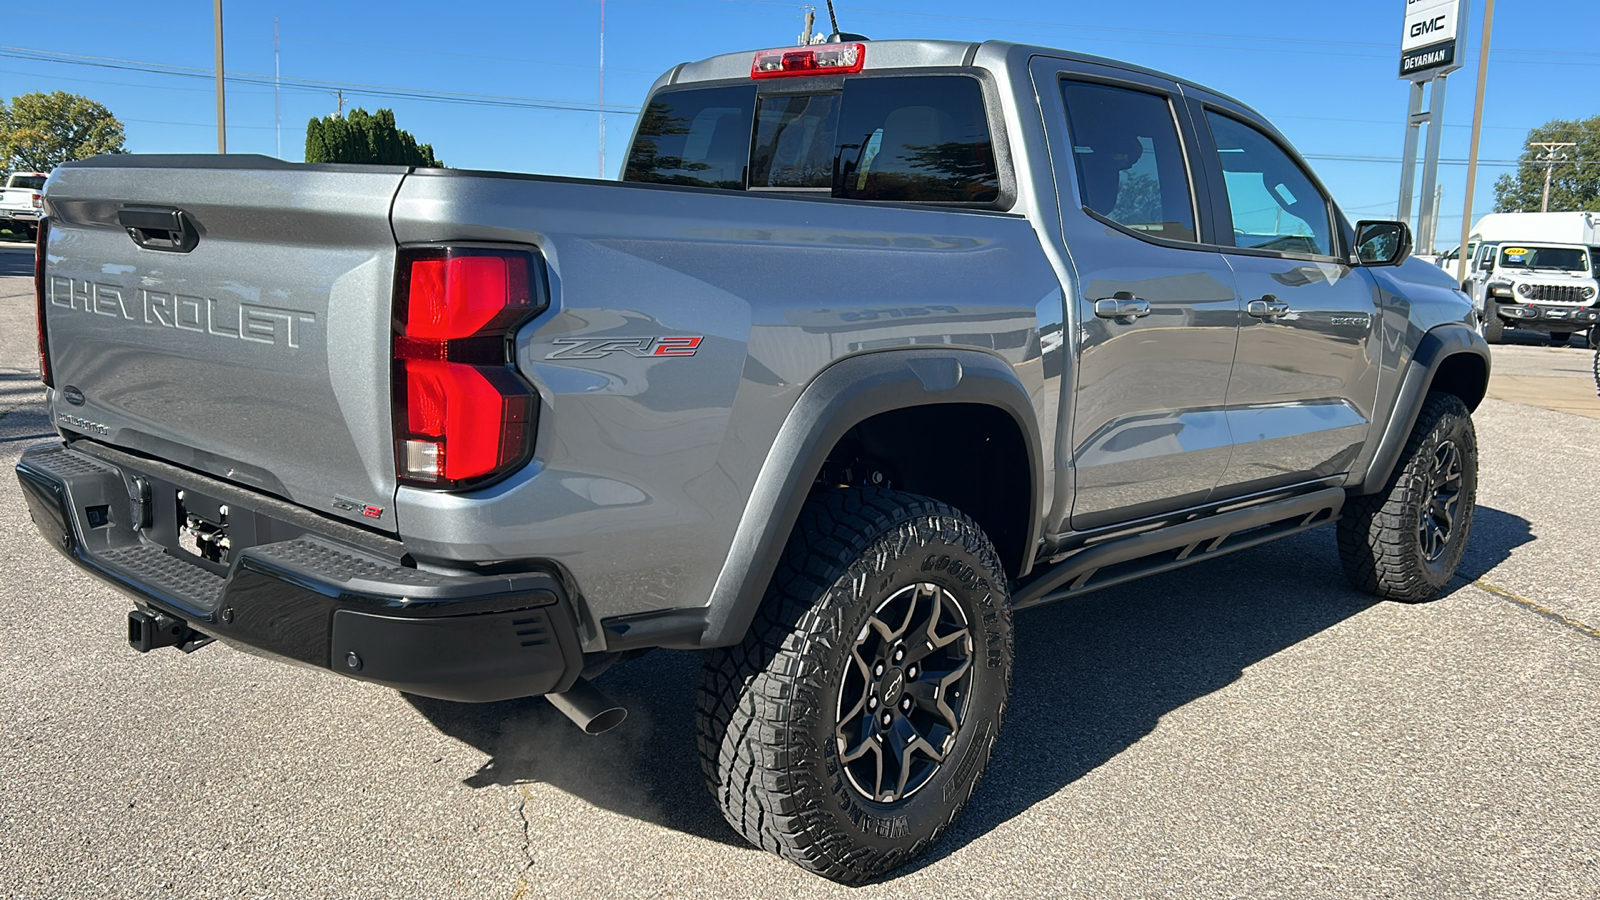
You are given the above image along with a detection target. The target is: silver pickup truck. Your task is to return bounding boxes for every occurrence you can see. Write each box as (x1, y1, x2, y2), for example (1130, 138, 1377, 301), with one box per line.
(18, 39, 1488, 882)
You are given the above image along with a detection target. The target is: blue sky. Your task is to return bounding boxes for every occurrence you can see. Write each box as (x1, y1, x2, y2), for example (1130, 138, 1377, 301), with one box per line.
(3, 1, 1598, 248)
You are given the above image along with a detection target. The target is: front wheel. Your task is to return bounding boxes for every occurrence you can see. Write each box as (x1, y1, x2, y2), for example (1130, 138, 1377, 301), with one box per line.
(1478, 308, 1505, 344)
(698, 488, 1013, 884)
(1338, 393, 1478, 602)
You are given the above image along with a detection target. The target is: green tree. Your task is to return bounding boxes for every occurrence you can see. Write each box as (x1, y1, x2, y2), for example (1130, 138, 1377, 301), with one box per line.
(0, 91, 126, 172)
(1493, 116, 1600, 213)
(304, 107, 443, 167)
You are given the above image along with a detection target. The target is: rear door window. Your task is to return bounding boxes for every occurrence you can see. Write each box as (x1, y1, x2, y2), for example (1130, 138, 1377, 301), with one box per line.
(623, 74, 1000, 204)
(1059, 81, 1197, 243)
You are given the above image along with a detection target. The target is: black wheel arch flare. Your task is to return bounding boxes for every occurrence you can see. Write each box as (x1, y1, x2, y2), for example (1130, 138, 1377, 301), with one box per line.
(699, 348, 1043, 648)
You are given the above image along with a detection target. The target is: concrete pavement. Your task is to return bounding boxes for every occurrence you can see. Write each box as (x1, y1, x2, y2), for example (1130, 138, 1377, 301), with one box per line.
(0, 249, 1595, 899)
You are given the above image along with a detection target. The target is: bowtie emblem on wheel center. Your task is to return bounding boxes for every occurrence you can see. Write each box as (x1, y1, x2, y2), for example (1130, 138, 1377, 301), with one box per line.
(881, 668, 906, 706)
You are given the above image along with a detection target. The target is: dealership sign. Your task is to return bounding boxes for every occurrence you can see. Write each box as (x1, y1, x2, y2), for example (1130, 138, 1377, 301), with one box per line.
(1401, 0, 1468, 79)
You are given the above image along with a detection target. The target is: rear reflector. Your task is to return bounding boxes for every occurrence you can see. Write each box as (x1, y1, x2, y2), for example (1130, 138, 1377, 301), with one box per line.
(393, 247, 544, 489)
(34, 217, 51, 387)
(751, 43, 865, 79)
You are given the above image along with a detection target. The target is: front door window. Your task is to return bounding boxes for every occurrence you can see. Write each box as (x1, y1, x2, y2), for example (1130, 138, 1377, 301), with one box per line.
(1206, 112, 1333, 257)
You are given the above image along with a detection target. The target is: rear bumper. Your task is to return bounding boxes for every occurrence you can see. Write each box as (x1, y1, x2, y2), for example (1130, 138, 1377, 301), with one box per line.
(15, 441, 584, 702)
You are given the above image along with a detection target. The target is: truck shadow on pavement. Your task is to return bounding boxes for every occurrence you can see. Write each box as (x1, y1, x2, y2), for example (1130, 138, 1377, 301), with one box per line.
(408, 506, 1533, 869)
(0, 373, 51, 445)
(0, 240, 37, 276)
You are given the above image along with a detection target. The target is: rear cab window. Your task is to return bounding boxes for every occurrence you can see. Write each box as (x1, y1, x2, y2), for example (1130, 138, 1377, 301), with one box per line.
(625, 74, 1001, 205)
(9, 175, 46, 191)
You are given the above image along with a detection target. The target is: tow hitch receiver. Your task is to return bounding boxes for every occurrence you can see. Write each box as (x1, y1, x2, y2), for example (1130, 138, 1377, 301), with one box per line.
(128, 609, 213, 654)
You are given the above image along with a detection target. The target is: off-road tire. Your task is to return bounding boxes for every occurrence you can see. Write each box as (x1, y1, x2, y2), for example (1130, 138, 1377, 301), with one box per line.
(697, 487, 1013, 884)
(1549, 331, 1573, 346)
(1587, 325, 1599, 351)
(1479, 309, 1505, 344)
(1338, 392, 1478, 602)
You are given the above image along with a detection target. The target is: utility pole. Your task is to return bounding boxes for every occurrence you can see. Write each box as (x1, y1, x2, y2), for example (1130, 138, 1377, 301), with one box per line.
(1457, 0, 1494, 285)
(336, 90, 345, 118)
(213, 0, 226, 153)
(1531, 141, 1577, 212)
(274, 18, 281, 159)
(598, 0, 606, 178)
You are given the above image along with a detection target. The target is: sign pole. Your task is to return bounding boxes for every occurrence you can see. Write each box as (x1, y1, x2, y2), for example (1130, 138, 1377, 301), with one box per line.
(1417, 77, 1448, 253)
(1397, 0, 1467, 246)
(1397, 81, 1425, 221)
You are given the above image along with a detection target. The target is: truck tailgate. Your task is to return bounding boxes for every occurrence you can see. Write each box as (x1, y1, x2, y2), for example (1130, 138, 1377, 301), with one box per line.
(41, 157, 405, 531)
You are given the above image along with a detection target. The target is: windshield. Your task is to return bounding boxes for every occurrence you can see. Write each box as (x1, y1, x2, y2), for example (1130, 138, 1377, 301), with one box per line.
(9, 175, 45, 190)
(1498, 246, 1589, 272)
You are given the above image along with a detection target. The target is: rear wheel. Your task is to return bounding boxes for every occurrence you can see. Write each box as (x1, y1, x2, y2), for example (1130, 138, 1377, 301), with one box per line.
(1338, 393, 1478, 602)
(698, 487, 1013, 884)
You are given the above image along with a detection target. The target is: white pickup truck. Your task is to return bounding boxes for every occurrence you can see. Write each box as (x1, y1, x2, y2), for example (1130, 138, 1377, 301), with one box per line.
(0, 171, 48, 240)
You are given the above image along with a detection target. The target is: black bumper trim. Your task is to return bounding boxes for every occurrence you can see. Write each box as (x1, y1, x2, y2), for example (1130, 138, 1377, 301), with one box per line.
(16, 441, 584, 702)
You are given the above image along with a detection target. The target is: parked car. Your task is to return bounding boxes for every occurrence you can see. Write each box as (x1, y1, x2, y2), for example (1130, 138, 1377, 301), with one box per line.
(17, 38, 1489, 883)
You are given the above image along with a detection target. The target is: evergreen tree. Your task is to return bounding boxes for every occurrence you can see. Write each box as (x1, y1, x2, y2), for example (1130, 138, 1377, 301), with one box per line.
(303, 107, 443, 167)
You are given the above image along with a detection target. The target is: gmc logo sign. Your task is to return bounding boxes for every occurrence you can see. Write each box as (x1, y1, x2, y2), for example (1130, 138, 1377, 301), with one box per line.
(1411, 14, 1447, 38)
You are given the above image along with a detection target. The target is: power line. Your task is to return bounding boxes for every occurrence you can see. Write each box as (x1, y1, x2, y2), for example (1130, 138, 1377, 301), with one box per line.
(0, 46, 644, 116)
(277, 35, 661, 75)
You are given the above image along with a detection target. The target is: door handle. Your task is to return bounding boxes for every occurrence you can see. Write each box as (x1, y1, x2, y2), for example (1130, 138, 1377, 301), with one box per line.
(1247, 295, 1291, 321)
(1094, 293, 1151, 323)
(118, 206, 200, 253)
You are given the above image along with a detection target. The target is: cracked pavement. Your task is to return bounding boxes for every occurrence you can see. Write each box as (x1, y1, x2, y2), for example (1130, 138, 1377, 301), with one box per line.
(0, 244, 1596, 898)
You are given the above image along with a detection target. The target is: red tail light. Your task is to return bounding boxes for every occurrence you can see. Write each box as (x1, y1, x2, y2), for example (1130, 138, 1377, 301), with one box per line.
(751, 43, 865, 79)
(393, 247, 544, 489)
(34, 217, 52, 387)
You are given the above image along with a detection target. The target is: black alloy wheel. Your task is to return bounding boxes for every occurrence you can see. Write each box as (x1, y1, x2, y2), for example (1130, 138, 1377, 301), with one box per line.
(1417, 439, 1464, 563)
(835, 581, 974, 804)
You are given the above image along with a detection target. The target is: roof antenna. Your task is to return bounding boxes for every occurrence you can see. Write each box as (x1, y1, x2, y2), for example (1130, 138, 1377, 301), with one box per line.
(824, 0, 870, 42)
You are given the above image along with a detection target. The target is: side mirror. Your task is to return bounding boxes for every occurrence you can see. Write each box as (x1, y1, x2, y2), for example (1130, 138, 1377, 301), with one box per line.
(1354, 220, 1412, 266)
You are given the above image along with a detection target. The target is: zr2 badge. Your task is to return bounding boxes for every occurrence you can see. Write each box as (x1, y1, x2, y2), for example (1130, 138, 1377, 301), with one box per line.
(545, 336, 704, 359)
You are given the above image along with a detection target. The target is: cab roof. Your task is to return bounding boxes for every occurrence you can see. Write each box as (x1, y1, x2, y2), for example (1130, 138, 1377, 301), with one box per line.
(660, 38, 1249, 109)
